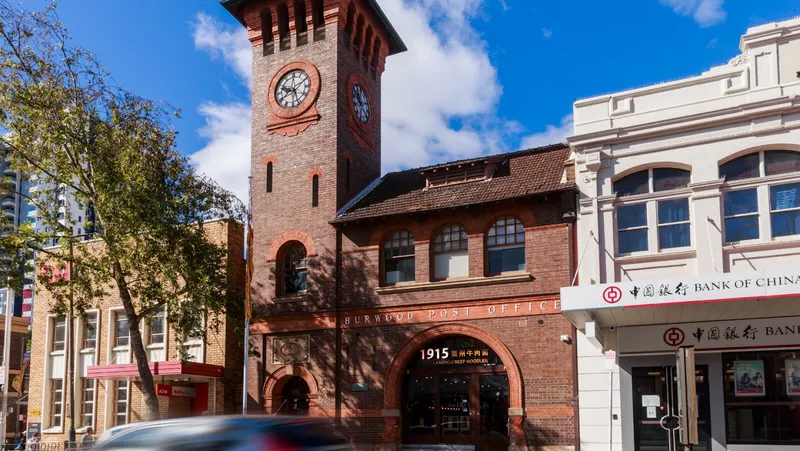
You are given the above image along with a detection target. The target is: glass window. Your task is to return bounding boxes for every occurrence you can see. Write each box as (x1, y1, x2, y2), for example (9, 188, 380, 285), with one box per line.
(440, 375, 470, 437)
(52, 317, 66, 352)
(614, 170, 649, 197)
(433, 224, 468, 280)
(50, 379, 64, 428)
(83, 312, 97, 349)
(720, 153, 761, 181)
(765, 150, 800, 176)
(480, 375, 509, 437)
(653, 168, 690, 192)
(657, 198, 691, 249)
(406, 375, 435, 437)
(486, 216, 525, 275)
(114, 380, 129, 426)
(115, 312, 129, 347)
(724, 189, 759, 242)
(281, 242, 308, 295)
(148, 308, 165, 345)
(383, 230, 415, 285)
(81, 378, 95, 428)
(617, 204, 648, 254)
(770, 182, 800, 238)
(723, 350, 800, 444)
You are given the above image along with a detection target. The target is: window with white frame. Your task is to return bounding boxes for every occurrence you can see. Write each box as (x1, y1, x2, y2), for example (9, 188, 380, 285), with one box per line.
(114, 380, 129, 426)
(720, 150, 800, 243)
(181, 313, 205, 363)
(82, 312, 97, 350)
(147, 308, 165, 346)
(432, 224, 468, 280)
(50, 379, 64, 428)
(614, 168, 692, 254)
(80, 378, 95, 428)
(115, 312, 129, 347)
(51, 317, 66, 352)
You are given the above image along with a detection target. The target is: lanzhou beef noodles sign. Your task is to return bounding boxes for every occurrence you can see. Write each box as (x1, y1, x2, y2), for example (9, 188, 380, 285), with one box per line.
(409, 336, 502, 368)
(560, 269, 800, 311)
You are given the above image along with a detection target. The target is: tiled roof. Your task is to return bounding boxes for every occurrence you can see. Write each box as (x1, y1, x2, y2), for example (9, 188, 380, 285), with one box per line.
(334, 143, 575, 223)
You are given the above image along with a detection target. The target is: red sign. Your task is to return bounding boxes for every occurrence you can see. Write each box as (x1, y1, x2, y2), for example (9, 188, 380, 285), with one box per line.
(156, 384, 171, 397)
(602, 286, 623, 304)
(156, 384, 196, 398)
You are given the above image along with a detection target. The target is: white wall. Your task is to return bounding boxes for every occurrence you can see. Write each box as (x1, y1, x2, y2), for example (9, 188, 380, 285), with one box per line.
(570, 17, 800, 451)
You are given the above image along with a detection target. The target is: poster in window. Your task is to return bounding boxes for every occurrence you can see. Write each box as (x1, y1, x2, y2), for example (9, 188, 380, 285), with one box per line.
(786, 359, 800, 396)
(734, 360, 765, 397)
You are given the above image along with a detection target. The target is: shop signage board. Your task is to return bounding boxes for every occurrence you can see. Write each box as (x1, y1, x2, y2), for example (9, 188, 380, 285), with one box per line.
(618, 316, 800, 355)
(156, 384, 196, 398)
(560, 269, 800, 312)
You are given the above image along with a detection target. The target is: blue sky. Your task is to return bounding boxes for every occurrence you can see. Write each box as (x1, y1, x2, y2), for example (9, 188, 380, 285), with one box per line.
(20, 0, 800, 200)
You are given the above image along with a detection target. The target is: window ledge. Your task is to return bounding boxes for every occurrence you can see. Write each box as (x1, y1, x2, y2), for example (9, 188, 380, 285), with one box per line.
(615, 248, 696, 263)
(272, 292, 311, 303)
(79, 348, 95, 355)
(146, 344, 165, 350)
(42, 426, 63, 434)
(112, 346, 129, 352)
(375, 273, 533, 295)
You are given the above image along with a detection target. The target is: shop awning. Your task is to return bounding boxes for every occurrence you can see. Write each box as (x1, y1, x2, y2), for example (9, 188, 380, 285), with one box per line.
(560, 269, 800, 329)
(87, 360, 223, 380)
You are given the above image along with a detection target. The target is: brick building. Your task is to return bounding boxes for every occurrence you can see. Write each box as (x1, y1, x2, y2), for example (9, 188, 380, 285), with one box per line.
(222, 0, 580, 449)
(26, 219, 244, 442)
(0, 315, 30, 440)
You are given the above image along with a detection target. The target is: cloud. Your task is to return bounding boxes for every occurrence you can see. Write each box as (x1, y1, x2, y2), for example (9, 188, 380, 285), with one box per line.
(189, 102, 252, 203)
(519, 114, 573, 149)
(661, 0, 726, 27)
(192, 13, 252, 85)
(542, 28, 552, 38)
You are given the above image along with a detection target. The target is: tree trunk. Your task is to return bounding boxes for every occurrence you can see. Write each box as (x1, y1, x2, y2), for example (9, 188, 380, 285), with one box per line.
(114, 263, 161, 421)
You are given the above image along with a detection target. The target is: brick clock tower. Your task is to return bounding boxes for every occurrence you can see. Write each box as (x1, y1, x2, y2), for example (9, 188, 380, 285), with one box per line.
(221, 0, 406, 409)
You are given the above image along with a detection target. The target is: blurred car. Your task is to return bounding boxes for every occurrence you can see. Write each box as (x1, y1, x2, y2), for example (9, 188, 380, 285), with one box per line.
(93, 415, 356, 451)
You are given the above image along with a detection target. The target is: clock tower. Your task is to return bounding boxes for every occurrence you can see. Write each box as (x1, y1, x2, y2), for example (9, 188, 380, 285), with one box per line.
(220, 0, 405, 307)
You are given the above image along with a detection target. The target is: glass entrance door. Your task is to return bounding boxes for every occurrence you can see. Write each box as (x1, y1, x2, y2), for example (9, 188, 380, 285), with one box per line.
(632, 366, 711, 451)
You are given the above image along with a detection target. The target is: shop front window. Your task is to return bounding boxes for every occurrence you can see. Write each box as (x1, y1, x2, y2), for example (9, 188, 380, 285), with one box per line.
(723, 350, 800, 444)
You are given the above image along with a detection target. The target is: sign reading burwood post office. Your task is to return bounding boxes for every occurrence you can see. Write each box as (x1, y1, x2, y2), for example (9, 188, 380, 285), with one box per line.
(560, 269, 800, 311)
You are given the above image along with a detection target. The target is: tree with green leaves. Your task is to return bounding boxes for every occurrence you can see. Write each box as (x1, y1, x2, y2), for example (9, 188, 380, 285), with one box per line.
(0, 1, 244, 421)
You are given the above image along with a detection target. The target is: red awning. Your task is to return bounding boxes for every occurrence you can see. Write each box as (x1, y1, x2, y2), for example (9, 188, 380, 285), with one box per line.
(87, 360, 223, 379)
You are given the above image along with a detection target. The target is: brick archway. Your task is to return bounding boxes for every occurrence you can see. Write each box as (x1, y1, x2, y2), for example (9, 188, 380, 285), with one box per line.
(267, 230, 317, 262)
(263, 365, 321, 416)
(382, 323, 526, 447)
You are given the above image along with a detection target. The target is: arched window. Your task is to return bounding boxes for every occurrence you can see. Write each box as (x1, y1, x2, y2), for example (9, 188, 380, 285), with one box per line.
(383, 230, 415, 285)
(266, 162, 273, 193)
(311, 0, 324, 29)
(344, 3, 356, 45)
(721, 150, 800, 243)
(614, 167, 691, 254)
(353, 14, 365, 50)
(371, 38, 381, 70)
(277, 3, 290, 41)
(294, 0, 307, 34)
(487, 216, 525, 275)
(433, 224, 468, 280)
(312, 174, 319, 207)
(279, 242, 307, 295)
(261, 8, 273, 44)
(362, 26, 373, 59)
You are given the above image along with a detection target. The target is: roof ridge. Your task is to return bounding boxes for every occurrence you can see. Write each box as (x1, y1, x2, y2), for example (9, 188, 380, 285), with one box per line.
(395, 142, 569, 175)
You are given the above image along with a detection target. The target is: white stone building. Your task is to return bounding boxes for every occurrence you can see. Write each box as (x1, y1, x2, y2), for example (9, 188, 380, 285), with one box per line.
(561, 17, 800, 451)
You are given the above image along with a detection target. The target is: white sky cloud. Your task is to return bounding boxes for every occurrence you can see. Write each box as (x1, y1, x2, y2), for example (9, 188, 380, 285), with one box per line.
(661, 0, 726, 27)
(520, 114, 573, 149)
(189, 2, 570, 201)
(542, 28, 552, 38)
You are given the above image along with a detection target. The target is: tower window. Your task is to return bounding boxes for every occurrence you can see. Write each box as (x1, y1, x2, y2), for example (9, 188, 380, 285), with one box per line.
(294, 0, 307, 34)
(261, 8, 273, 44)
(311, 0, 324, 29)
(267, 162, 273, 193)
(371, 38, 382, 70)
(277, 3, 290, 42)
(279, 242, 308, 295)
(312, 174, 319, 207)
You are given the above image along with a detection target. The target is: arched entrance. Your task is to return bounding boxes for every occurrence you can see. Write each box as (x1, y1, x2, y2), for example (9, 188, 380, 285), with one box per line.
(384, 324, 525, 451)
(263, 365, 320, 416)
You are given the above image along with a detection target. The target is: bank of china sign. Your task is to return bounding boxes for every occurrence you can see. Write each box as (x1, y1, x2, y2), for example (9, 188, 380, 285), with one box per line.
(618, 316, 800, 355)
(560, 269, 800, 312)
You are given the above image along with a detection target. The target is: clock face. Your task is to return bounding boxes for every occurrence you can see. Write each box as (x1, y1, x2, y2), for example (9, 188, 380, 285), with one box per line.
(352, 82, 370, 124)
(275, 69, 311, 109)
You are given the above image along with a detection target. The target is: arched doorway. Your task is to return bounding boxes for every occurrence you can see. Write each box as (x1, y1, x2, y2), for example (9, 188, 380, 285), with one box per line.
(403, 335, 510, 450)
(281, 376, 311, 415)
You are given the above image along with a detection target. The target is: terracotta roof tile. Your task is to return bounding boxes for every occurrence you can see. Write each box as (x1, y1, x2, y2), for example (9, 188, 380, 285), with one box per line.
(334, 143, 575, 223)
